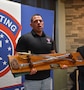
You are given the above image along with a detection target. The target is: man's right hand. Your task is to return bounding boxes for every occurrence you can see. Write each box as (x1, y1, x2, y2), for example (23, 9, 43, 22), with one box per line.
(29, 68, 37, 75)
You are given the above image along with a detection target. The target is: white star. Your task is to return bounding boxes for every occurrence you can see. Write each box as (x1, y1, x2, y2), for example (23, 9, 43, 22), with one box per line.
(3, 61, 7, 65)
(0, 57, 2, 60)
(5, 39, 9, 43)
(7, 54, 11, 56)
(0, 33, 4, 38)
(8, 46, 11, 51)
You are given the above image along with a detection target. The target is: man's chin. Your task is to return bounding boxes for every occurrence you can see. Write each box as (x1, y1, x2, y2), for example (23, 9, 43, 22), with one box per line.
(37, 29, 43, 32)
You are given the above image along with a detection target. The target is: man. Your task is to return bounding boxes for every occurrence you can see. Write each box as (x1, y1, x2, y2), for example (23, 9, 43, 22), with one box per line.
(77, 46, 84, 90)
(16, 14, 55, 90)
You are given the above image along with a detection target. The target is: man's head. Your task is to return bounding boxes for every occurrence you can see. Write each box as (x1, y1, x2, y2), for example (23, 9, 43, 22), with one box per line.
(30, 14, 44, 34)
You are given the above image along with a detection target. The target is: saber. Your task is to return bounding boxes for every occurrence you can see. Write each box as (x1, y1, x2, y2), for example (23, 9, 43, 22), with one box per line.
(8, 52, 84, 76)
(10, 53, 73, 70)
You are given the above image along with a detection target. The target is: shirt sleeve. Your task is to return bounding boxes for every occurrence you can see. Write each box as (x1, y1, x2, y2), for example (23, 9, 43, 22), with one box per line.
(16, 36, 27, 52)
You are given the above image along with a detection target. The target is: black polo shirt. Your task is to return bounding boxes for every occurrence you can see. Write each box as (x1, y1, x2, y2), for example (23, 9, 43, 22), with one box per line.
(16, 30, 54, 80)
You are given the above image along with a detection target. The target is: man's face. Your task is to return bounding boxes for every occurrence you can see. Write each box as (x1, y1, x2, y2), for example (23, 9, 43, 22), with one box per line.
(30, 15, 44, 33)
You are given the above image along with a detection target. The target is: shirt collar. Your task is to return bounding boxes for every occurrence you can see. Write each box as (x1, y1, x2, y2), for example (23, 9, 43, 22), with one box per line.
(31, 30, 46, 37)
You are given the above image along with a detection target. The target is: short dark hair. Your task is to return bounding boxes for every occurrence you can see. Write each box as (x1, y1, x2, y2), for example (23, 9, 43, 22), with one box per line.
(31, 14, 43, 22)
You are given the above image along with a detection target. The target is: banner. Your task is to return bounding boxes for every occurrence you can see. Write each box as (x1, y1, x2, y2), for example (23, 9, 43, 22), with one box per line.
(0, 1, 54, 90)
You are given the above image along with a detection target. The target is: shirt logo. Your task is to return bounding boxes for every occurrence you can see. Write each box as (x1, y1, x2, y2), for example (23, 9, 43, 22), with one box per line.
(46, 38, 51, 44)
(0, 9, 22, 77)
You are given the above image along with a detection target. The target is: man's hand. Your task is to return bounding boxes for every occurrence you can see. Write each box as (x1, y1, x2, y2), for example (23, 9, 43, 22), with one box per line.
(29, 68, 37, 75)
(61, 65, 68, 69)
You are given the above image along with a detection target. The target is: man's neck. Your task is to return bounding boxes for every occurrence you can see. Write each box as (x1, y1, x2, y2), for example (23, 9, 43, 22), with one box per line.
(36, 32, 42, 36)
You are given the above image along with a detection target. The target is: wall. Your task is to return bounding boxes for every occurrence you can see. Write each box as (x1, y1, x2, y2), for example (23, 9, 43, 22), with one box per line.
(65, 0, 84, 52)
(54, 0, 84, 90)
(54, 0, 68, 90)
(65, 0, 84, 89)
